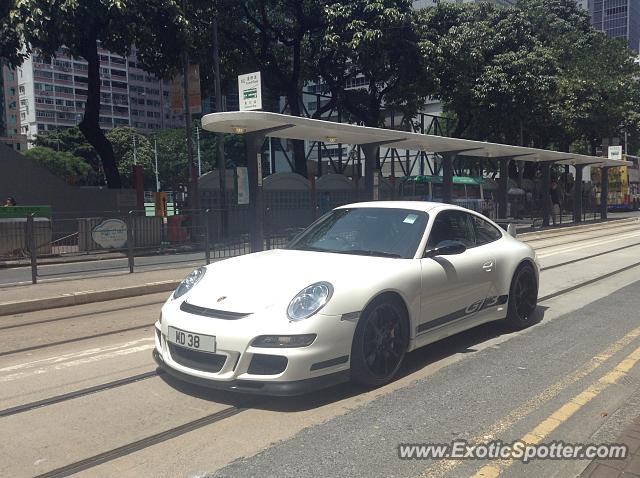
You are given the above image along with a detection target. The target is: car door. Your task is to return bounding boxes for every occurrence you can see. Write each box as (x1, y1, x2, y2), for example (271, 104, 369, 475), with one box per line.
(417, 210, 494, 337)
(470, 213, 506, 314)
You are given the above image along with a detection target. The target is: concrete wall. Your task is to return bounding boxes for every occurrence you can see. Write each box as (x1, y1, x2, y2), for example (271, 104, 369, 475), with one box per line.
(0, 144, 136, 216)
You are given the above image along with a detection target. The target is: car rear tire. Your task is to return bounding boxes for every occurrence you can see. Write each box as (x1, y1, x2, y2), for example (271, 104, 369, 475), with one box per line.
(506, 263, 539, 330)
(350, 298, 409, 388)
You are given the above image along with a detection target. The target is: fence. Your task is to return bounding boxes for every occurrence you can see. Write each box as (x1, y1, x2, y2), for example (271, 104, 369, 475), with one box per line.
(0, 188, 609, 284)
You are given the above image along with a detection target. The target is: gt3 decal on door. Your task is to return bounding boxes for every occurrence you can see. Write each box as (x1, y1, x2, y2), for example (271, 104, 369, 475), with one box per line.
(416, 295, 508, 335)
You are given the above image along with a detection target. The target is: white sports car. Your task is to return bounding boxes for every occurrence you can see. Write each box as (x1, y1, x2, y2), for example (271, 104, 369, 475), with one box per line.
(153, 201, 539, 396)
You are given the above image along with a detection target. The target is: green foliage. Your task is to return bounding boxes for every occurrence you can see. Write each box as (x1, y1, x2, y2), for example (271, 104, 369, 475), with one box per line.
(320, 0, 426, 127)
(24, 146, 92, 183)
(420, 0, 640, 153)
(0, 0, 24, 66)
(151, 122, 245, 190)
(34, 127, 100, 170)
(105, 127, 153, 187)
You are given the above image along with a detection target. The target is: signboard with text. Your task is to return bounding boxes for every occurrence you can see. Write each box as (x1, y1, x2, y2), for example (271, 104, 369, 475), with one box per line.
(608, 145, 623, 160)
(238, 72, 262, 111)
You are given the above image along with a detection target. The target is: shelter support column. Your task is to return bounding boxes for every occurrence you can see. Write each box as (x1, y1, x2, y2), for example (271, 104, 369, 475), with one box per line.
(442, 153, 454, 204)
(498, 158, 510, 219)
(600, 167, 610, 220)
(541, 161, 552, 227)
(247, 132, 266, 252)
(361, 143, 377, 201)
(573, 164, 585, 223)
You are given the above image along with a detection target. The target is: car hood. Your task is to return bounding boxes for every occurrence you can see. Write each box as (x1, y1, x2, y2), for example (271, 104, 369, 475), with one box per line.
(183, 248, 405, 314)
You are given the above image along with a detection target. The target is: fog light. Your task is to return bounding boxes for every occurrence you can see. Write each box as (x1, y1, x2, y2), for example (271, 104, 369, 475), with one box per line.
(251, 334, 317, 348)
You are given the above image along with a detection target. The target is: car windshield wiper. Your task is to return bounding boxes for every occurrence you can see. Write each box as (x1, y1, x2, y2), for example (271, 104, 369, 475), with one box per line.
(288, 245, 331, 252)
(334, 249, 402, 258)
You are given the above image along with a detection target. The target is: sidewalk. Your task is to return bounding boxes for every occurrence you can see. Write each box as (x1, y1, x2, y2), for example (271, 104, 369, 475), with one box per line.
(580, 415, 640, 477)
(0, 266, 194, 316)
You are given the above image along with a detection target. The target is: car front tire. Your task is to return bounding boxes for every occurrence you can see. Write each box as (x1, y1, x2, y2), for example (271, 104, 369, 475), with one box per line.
(506, 263, 539, 330)
(350, 297, 409, 388)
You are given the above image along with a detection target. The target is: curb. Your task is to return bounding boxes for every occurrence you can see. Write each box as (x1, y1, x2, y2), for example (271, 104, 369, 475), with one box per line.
(0, 280, 180, 316)
(518, 217, 638, 238)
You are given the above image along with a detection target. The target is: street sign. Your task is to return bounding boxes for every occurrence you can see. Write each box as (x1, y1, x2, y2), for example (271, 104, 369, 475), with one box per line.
(91, 219, 127, 249)
(238, 72, 262, 111)
(608, 145, 623, 160)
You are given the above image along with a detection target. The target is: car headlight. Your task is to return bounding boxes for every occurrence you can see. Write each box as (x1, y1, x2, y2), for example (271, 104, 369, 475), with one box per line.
(287, 281, 333, 321)
(173, 267, 206, 299)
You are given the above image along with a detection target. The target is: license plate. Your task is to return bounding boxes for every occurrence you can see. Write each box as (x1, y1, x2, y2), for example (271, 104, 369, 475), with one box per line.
(168, 327, 216, 353)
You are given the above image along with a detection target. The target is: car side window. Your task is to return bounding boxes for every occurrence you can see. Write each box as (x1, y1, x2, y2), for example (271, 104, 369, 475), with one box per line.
(427, 211, 476, 249)
(472, 216, 503, 246)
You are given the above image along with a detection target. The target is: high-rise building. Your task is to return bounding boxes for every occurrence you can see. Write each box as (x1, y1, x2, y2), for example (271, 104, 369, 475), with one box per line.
(0, 62, 27, 151)
(585, 0, 640, 52)
(16, 46, 185, 146)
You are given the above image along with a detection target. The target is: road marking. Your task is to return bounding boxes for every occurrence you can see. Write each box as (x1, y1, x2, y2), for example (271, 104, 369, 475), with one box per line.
(0, 338, 153, 377)
(0, 344, 154, 383)
(418, 324, 640, 478)
(537, 230, 640, 258)
(469, 344, 640, 478)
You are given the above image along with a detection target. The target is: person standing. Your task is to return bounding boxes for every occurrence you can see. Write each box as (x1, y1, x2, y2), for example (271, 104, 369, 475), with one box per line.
(4, 196, 16, 207)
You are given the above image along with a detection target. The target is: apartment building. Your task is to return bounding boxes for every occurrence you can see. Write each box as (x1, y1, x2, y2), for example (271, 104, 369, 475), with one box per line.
(0, 62, 27, 151)
(16, 46, 184, 146)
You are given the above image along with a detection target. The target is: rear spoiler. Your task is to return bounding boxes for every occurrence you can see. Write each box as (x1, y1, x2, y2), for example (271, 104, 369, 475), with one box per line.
(494, 220, 517, 238)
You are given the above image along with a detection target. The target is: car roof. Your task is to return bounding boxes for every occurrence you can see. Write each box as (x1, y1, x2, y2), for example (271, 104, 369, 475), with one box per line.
(336, 201, 449, 213)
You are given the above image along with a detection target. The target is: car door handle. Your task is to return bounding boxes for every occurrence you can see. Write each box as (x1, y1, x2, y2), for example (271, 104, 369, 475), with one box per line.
(482, 260, 494, 272)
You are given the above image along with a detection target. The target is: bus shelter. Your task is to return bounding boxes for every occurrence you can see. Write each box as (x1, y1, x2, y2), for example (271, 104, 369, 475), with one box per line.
(202, 111, 630, 251)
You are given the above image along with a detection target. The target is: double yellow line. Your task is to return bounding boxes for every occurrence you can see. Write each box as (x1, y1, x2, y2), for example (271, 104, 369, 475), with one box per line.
(418, 324, 640, 478)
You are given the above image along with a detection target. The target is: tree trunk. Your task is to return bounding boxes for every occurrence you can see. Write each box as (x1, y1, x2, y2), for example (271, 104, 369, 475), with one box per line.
(287, 92, 308, 177)
(79, 38, 121, 189)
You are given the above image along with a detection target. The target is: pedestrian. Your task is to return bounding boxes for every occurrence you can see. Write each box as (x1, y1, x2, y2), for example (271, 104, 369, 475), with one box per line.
(550, 181, 560, 225)
(4, 196, 16, 207)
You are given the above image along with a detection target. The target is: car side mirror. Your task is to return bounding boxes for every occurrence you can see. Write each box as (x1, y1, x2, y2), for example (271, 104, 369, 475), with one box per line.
(424, 240, 466, 258)
(507, 223, 517, 238)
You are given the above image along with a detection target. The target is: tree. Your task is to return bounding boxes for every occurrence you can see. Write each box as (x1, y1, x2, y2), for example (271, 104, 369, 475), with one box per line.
(551, 32, 640, 155)
(106, 127, 154, 187)
(24, 146, 92, 184)
(0, 0, 24, 65)
(320, 0, 427, 128)
(216, 0, 331, 177)
(149, 121, 244, 191)
(418, 2, 559, 147)
(34, 127, 100, 171)
(8, 0, 188, 188)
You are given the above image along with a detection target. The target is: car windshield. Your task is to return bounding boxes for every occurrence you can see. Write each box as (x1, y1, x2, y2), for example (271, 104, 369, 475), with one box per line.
(287, 207, 428, 259)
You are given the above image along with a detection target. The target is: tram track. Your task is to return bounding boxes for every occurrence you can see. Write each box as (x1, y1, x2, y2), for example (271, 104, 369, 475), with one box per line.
(519, 218, 638, 242)
(0, 299, 164, 331)
(33, 403, 253, 478)
(0, 323, 153, 358)
(525, 224, 640, 250)
(5, 254, 640, 478)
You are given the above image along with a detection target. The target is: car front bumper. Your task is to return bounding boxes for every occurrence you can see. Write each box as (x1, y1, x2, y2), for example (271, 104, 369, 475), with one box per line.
(153, 303, 356, 396)
(153, 348, 350, 396)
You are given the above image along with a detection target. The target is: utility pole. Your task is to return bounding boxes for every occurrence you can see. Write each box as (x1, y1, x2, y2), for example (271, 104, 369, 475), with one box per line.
(196, 125, 202, 177)
(154, 138, 160, 192)
(213, 19, 226, 235)
(132, 134, 138, 165)
(183, 52, 199, 211)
